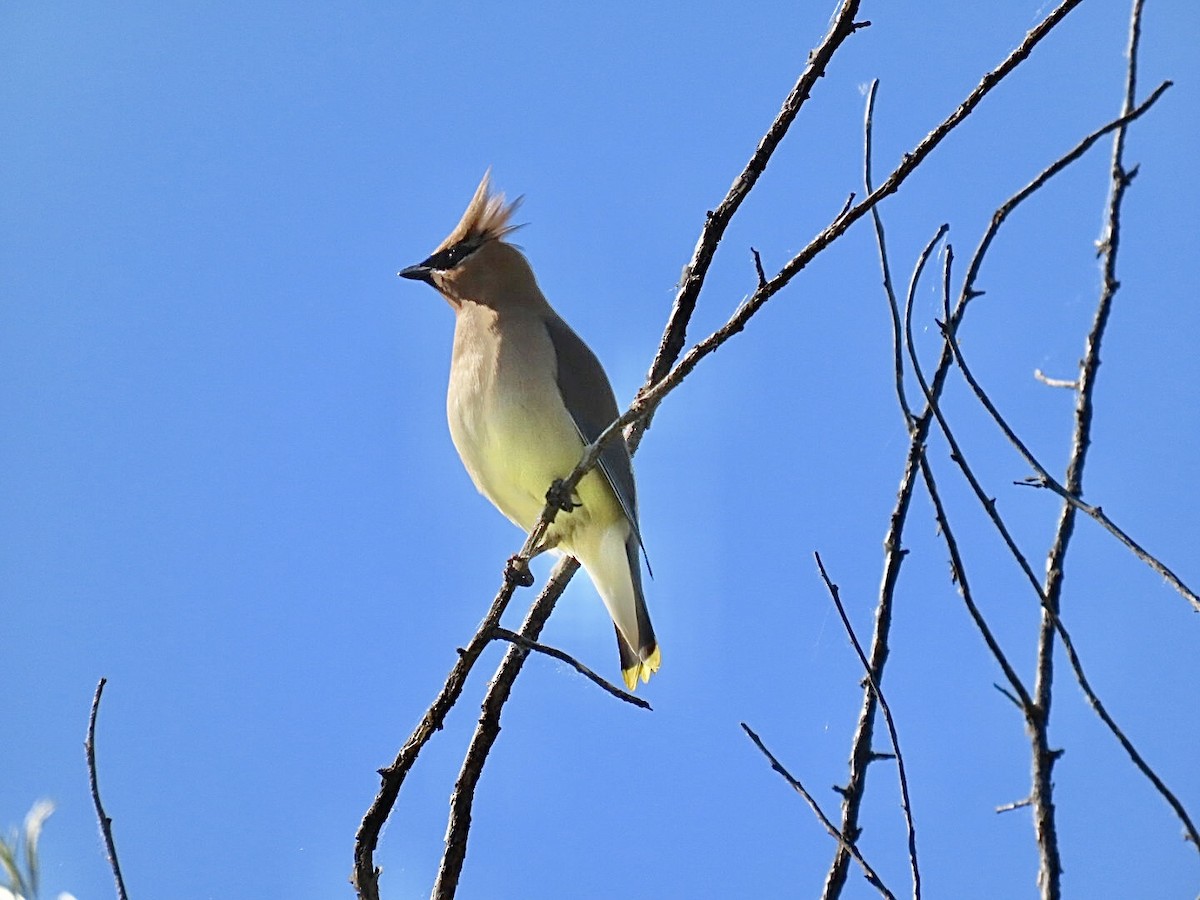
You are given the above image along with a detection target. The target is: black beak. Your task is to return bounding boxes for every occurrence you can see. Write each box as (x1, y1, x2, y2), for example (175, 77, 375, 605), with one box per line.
(398, 263, 434, 285)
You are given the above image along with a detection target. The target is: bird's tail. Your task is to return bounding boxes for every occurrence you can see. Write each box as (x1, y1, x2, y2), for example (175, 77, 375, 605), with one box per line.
(578, 523, 659, 691)
(616, 626, 661, 691)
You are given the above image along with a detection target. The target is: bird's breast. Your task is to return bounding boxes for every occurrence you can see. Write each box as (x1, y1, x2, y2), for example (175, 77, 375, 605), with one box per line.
(446, 307, 594, 534)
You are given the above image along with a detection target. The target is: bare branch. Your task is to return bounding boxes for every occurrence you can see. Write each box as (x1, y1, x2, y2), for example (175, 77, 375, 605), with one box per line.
(919, 453, 1033, 711)
(352, 567, 529, 899)
(947, 325, 1199, 612)
(741, 723, 898, 900)
(433, 561, 578, 899)
(814, 553, 921, 900)
(958, 78, 1171, 312)
(634, 0, 869, 446)
(914, 300, 1200, 860)
(1025, 7, 1152, 887)
(491, 627, 652, 711)
(86, 678, 129, 900)
(863, 79, 913, 426)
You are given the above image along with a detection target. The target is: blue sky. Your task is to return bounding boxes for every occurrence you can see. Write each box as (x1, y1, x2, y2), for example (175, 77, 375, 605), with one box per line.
(3, 2, 1198, 898)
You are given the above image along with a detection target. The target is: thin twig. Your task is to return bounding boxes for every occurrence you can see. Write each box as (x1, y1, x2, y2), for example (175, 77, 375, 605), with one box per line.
(920, 452, 1033, 710)
(863, 79, 913, 426)
(1033, 369, 1078, 390)
(997, 798, 1033, 814)
(911, 245, 1033, 712)
(814, 553, 921, 900)
(836, 191, 857, 220)
(958, 77, 1170, 313)
(750, 247, 768, 289)
(741, 723, 897, 900)
(86, 678, 129, 900)
(947, 323, 1199, 612)
(491, 627, 652, 711)
(902, 225, 951, 385)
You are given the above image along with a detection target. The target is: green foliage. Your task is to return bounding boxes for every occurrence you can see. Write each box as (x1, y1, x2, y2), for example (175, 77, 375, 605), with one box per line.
(0, 801, 54, 900)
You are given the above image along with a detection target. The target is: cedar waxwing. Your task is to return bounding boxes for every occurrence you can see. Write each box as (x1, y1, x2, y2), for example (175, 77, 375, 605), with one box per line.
(399, 172, 660, 690)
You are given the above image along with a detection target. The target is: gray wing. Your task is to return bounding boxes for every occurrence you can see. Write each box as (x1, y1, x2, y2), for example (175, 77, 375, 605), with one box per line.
(543, 315, 651, 573)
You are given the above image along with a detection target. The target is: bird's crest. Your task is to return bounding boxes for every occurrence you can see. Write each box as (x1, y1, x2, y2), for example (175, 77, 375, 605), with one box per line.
(435, 170, 523, 254)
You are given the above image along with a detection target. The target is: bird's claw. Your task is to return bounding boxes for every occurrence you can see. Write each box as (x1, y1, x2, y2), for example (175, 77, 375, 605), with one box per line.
(546, 479, 581, 513)
(504, 555, 535, 588)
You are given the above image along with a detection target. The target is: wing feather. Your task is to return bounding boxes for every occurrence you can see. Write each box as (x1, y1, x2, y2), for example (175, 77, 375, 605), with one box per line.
(543, 316, 651, 573)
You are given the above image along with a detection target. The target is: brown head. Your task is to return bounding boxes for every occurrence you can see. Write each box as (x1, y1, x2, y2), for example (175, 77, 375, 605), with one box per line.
(399, 172, 545, 312)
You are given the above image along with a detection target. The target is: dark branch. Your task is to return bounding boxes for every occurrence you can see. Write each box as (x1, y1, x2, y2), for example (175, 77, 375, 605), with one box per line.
(634, 0, 869, 446)
(742, 723, 897, 900)
(352, 563, 532, 897)
(86, 678, 129, 900)
(944, 320, 1198, 612)
(814, 553, 921, 900)
(863, 79, 913, 427)
(920, 454, 1033, 711)
(432, 562, 579, 898)
(958, 78, 1171, 318)
(491, 627, 652, 711)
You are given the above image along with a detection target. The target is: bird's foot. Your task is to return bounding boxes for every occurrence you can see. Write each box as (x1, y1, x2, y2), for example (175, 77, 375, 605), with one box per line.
(504, 555, 535, 588)
(546, 479, 581, 513)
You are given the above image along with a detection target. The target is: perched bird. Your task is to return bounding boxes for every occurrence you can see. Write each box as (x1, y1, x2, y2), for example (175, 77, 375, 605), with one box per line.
(399, 172, 660, 690)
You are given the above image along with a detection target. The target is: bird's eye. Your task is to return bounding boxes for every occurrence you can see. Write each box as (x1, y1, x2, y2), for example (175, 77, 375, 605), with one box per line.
(425, 242, 476, 271)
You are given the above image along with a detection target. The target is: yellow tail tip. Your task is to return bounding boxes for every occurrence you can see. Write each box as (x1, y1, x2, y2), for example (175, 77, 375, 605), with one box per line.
(622, 646, 662, 691)
(622, 666, 639, 691)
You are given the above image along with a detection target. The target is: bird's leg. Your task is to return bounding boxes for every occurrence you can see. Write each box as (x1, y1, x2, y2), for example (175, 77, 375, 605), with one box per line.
(545, 478, 582, 513)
